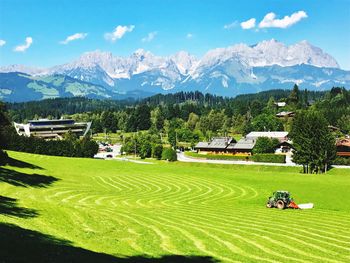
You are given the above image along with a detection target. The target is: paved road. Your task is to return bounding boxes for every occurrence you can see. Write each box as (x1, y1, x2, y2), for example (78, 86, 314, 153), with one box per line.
(177, 152, 350, 169)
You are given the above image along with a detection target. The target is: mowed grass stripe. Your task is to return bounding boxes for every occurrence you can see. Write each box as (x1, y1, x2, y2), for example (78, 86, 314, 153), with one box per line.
(161, 208, 349, 261)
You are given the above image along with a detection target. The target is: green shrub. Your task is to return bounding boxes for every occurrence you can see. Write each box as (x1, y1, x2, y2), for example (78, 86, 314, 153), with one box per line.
(253, 137, 280, 154)
(186, 152, 285, 163)
(152, 144, 163, 160)
(252, 154, 286, 163)
(139, 141, 152, 159)
(162, 148, 177, 162)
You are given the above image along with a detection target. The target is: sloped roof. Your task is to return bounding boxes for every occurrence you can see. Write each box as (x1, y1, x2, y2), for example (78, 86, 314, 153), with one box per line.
(195, 137, 235, 149)
(233, 138, 256, 150)
(246, 131, 288, 139)
(207, 137, 233, 149)
(195, 142, 209, 148)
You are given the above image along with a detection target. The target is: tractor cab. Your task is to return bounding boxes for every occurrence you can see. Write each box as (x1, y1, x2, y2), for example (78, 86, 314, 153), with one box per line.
(266, 190, 298, 209)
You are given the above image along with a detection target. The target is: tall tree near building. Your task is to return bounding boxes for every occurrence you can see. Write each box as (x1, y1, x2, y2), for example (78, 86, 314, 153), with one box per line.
(290, 110, 336, 173)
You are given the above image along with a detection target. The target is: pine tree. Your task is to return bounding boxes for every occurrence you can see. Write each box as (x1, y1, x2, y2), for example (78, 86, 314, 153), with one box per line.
(288, 84, 300, 106)
(290, 110, 336, 173)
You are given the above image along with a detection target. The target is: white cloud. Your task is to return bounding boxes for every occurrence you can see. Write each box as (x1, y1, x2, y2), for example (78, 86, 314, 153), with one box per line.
(259, 11, 308, 29)
(104, 25, 135, 42)
(186, 33, 193, 39)
(0, 40, 6, 47)
(14, 37, 33, 52)
(60, 33, 87, 44)
(240, 18, 256, 29)
(224, 21, 238, 29)
(141, 31, 157, 42)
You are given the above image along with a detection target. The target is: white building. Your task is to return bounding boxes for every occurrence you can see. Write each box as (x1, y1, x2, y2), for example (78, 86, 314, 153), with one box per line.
(245, 131, 289, 142)
(14, 119, 92, 140)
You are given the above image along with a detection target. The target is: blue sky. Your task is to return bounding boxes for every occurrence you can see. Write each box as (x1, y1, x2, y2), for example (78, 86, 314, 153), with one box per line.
(0, 0, 349, 69)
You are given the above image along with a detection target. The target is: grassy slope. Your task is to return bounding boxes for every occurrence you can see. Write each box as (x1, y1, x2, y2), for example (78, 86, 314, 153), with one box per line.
(1, 151, 350, 262)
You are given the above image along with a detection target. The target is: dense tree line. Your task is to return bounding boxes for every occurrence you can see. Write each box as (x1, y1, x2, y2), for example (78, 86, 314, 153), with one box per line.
(7, 97, 131, 122)
(2, 86, 349, 169)
(6, 89, 326, 123)
(5, 89, 328, 144)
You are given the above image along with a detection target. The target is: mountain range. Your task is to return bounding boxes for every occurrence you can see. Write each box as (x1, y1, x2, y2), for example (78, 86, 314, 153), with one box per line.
(1, 39, 349, 102)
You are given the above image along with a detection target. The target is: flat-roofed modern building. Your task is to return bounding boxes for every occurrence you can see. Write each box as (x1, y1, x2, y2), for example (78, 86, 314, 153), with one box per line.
(14, 119, 92, 140)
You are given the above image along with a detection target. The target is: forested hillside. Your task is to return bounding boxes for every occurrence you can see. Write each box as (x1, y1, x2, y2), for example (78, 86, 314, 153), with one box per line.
(7, 89, 326, 123)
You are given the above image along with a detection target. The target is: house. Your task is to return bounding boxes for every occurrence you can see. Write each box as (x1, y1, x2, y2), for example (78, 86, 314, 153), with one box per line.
(194, 137, 236, 154)
(14, 119, 92, 140)
(336, 138, 350, 157)
(275, 141, 293, 154)
(195, 132, 290, 156)
(276, 111, 295, 118)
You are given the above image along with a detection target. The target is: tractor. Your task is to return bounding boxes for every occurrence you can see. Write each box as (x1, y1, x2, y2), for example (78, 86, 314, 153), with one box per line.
(266, 191, 299, 209)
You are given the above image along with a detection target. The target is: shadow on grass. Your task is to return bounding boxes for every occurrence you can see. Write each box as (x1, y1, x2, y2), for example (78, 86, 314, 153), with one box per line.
(0, 167, 58, 188)
(0, 196, 38, 218)
(0, 223, 218, 263)
(5, 156, 44, 170)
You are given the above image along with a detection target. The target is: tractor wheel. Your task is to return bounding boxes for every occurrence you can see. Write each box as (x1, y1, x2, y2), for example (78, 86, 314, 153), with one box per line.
(276, 200, 285, 209)
(266, 203, 272, 208)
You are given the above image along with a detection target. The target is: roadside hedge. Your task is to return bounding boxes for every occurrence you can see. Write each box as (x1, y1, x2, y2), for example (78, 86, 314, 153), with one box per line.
(252, 154, 286, 163)
(185, 152, 286, 163)
(185, 152, 251, 161)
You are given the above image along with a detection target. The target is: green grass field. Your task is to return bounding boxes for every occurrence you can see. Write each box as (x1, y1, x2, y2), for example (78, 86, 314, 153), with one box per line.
(1, 151, 350, 262)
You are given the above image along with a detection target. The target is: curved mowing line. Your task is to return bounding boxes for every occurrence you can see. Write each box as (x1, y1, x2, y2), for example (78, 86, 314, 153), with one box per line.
(184, 206, 350, 239)
(117, 209, 282, 263)
(164, 208, 348, 261)
(179, 206, 350, 245)
(98, 173, 250, 208)
(162, 211, 345, 263)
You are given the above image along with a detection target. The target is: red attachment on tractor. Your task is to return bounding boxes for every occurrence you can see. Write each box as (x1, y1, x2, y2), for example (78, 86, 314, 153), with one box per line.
(288, 201, 299, 209)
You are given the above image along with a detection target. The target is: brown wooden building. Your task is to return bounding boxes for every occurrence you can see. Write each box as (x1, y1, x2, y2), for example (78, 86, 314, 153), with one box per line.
(336, 138, 350, 157)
